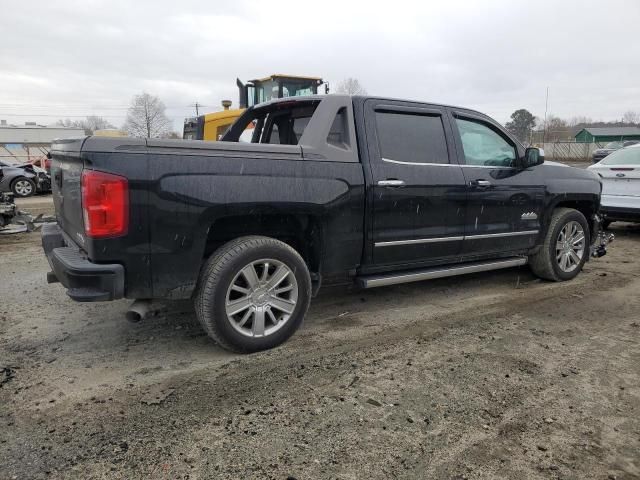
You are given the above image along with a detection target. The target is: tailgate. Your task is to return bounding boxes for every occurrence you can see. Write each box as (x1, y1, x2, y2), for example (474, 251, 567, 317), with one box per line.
(50, 138, 87, 246)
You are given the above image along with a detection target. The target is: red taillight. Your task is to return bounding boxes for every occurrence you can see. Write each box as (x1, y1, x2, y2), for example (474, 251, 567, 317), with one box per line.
(81, 170, 128, 238)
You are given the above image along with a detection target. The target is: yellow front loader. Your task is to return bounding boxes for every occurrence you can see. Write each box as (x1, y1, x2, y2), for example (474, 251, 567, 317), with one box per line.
(183, 74, 326, 141)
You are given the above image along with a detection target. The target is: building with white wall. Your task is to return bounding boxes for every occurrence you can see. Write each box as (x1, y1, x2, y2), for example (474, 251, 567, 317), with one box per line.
(0, 121, 85, 164)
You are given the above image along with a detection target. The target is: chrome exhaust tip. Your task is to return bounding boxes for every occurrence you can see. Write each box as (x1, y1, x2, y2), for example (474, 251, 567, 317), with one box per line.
(125, 299, 152, 323)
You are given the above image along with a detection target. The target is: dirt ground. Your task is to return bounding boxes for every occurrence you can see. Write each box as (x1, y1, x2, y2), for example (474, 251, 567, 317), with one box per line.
(1, 195, 639, 480)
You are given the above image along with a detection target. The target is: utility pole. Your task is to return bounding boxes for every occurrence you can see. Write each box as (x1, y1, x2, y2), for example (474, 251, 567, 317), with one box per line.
(542, 87, 549, 144)
(190, 102, 201, 117)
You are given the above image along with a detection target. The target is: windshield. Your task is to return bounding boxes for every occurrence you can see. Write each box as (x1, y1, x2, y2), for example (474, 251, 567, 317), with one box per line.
(280, 81, 316, 98)
(604, 141, 623, 149)
(600, 147, 640, 165)
(253, 80, 318, 106)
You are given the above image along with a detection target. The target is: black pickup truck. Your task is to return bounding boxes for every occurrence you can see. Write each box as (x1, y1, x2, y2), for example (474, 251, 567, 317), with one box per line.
(43, 95, 609, 352)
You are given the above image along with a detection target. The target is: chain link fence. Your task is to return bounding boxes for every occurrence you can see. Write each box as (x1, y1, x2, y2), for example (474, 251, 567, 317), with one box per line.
(541, 142, 601, 162)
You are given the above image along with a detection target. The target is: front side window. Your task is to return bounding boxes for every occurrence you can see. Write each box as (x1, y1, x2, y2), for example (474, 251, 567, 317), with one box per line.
(456, 118, 517, 167)
(375, 111, 449, 164)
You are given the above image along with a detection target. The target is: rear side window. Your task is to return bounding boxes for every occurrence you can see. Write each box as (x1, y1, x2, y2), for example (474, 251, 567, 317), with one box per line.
(327, 107, 349, 149)
(375, 112, 449, 164)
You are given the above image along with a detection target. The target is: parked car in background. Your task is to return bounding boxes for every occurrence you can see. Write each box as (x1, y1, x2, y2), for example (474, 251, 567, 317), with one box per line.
(588, 143, 640, 227)
(29, 155, 52, 174)
(0, 160, 51, 197)
(592, 140, 640, 163)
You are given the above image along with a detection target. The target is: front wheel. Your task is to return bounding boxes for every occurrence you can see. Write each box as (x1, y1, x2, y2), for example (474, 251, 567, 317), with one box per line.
(529, 208, 590, 281)
(194, 236, 311, 353)
(11, 177, 36, 197)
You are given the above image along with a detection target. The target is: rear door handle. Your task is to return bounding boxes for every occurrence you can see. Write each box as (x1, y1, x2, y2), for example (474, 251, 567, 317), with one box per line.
(469, 179, 491, 188)
(377, 179, 405, 187)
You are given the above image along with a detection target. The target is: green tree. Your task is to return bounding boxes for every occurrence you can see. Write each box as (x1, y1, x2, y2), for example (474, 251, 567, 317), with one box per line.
(505, 109, 536, 143)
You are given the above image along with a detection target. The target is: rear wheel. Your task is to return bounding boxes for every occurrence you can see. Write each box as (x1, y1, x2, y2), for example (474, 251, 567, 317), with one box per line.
(11, 177, 36, 197)
(529, 208, 590, 281)
(194, 236, 311, 353)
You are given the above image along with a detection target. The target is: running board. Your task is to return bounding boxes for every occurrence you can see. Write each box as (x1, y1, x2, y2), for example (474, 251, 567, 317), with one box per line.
(357, 257, 528, 289)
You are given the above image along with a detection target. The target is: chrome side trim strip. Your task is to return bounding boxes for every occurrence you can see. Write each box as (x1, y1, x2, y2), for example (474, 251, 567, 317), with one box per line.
(358, 257, 528, 288)
(465, 230, 539, 240)
(375, 230, 538, 247)
(375, 236, 464, 247)
(381, 157, 515, 169)
(382, 157, 457, 167)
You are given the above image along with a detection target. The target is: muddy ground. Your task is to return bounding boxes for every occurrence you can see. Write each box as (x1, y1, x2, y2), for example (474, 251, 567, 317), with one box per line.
(1, 195, 639, 480)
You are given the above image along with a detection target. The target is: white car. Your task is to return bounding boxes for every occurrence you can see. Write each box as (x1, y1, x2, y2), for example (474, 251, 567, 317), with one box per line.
(588, 144, 640, 227)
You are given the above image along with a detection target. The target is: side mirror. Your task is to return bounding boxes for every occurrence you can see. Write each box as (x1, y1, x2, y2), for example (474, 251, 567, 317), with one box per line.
(523, 147, 545, 168)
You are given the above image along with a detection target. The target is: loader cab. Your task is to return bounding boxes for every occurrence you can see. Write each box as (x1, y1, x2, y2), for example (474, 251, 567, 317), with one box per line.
(237, 74, 326, 108)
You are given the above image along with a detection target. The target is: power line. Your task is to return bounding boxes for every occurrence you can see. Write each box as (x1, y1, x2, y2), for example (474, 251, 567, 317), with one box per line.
(0, 104, 215, 110)
(0, 113, 125, 117)
(0, 113, 189, 120)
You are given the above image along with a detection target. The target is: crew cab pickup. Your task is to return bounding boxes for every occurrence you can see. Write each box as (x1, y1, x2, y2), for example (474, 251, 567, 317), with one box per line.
(43, 95, 608, 352)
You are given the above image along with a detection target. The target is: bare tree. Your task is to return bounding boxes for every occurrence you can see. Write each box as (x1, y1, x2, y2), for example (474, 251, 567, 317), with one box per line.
(55, 116, 115, 135)
(568, 116, 592, 127)
(335, 78, 367, 95)
(543, 115, 572, 142)
(622, 110, 639, 125)
(123, 92, 172, 138)
(82, 115, 115, 133)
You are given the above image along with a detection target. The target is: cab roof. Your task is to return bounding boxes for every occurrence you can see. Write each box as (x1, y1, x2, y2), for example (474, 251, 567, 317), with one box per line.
(249, 74, 323, 84)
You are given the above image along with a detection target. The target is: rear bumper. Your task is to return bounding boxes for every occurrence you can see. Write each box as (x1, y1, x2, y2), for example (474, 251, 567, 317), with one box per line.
(41, 223, 125, 302)
(601, 205, 640, 222)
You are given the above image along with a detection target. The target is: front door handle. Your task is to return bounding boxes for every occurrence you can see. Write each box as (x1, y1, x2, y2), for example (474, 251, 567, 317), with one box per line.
(377, 179, 405, 187)
(470, 179, 491, 188)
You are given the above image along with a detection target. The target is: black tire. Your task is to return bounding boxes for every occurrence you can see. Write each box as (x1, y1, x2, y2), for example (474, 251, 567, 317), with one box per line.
(194, 236, 311, 353)
(529, 208, 590, 281)
(11, 177, 36, 197)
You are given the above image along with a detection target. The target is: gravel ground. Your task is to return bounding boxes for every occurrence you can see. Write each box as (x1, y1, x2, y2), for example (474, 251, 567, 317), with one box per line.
(1, 195, 639, 480)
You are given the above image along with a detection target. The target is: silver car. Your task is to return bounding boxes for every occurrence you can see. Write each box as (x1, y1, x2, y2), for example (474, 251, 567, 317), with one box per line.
(0, 161, 51, 197)
(588, 144, 640, 226)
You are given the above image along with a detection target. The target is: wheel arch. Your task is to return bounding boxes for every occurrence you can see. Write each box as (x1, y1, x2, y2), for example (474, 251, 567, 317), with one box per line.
(202, 213, 324, 276)
(545, 198, 598, 243)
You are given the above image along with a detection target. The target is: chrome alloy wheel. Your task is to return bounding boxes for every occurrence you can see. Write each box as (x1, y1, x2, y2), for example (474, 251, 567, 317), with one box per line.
(14, 179, 33, 196)
(225, 259, 298, 338)
(555, 221, 585, 273)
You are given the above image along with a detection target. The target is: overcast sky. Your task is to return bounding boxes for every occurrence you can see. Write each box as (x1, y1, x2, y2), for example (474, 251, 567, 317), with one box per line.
(1, 0, 639, 133)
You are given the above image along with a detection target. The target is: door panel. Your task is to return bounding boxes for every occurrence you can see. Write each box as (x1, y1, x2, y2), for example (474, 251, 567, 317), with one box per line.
(449, 111, 545, 255)
(364, 100, 467, 268)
